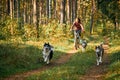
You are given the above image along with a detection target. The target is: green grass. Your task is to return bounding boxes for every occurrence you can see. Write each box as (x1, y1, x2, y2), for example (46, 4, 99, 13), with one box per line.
(105, 39, 120, 80)
(0, 40, 70, 78)
(0, 42, 42, 77)
(26, 47, 96, 80)
(105, 51, 120, 80)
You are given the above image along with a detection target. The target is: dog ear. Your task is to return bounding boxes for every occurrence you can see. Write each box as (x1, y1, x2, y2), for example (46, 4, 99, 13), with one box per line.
(48, 42, 49, 45)
(44, 42, 47, 46)
(95, 46, 97, 49)
(45, 42, 46, 44)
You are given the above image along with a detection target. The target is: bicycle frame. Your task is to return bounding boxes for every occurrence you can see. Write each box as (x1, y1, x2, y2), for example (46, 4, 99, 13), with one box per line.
(74, 30, 81, 50)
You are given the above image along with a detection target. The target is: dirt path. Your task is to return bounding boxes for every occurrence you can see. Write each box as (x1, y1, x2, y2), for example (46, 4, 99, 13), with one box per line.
(4, 49, 78, 80)
(80, 45, 110, 80)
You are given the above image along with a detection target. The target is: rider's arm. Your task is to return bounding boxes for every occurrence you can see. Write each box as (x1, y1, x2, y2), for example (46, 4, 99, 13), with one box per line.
(71, 25, 74, 30)
(80, 24, 84, 32)
(70, 23, 75, 30)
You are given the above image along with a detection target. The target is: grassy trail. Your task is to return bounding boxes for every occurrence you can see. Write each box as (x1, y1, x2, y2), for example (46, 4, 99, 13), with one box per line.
(80, 51, 110, 80)
(4, 49, 79, 80)
(3, 40, 114, 80)
(80, 42, 110, 80)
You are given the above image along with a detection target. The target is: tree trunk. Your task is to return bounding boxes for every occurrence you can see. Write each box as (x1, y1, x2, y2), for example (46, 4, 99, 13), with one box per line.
(33, 0, 37, 25)
(10, 0, 13, 35)
(72, 0, 77, 23)
(10, 0, 13, 21)
(30, 0, 33, 24)
(39, 0, 42, 24)
(90, 0, 95, 34)
(17, 0, 21, 29)
(14, 0, 17, 18)
(33, 0, 39, 38)
(60, 0, 66, 24)
(77, 0, 81, 18)
(6, 0, 10, 15)
(12, 0, 14, 18)
(36, 0, 39, 38)
(27, 0, 30, 24)
(46, 0, 49, 18)
(67, 0, 71, 24)
(28, 0, 32, 24)
(49, 0, 52, 18)
(53, 0, 57, 18)
(71, 0, 74, 23)
(23, 0, 27, 23)
(74, 0, 77, 19)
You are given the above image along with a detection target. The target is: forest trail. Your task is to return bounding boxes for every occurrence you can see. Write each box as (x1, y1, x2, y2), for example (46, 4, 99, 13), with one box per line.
(4, 49, 79, 80)
(80, 54, 110, 80)
(4, 43, 110, 80)
(80, 44, 110, 80)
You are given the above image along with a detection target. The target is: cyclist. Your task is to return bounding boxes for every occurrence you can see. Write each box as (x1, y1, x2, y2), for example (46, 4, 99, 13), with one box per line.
(70, 17, 84, 50)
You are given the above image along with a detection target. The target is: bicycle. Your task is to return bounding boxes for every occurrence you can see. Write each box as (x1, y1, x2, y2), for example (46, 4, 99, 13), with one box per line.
(74, 30, 81, 50)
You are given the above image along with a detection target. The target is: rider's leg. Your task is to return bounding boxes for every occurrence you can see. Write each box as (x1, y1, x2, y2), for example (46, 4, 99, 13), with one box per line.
(78, 30, 81, 40)
(74, 30, 77, 49)
(77, 30, 81, 49)
(77, 30, 81, 44)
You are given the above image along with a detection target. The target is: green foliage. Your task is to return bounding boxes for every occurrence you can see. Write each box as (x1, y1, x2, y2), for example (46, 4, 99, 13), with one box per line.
(102, 28, 120, 39)
(105, 74, 120, 80)
(99, 0, 120, 23)
(0, 17, 21, 40)
(23, 24, 37, 40)
(38, 20, 71, 39)
(0, 17, 72, 41)
(110, 51, 120, 64)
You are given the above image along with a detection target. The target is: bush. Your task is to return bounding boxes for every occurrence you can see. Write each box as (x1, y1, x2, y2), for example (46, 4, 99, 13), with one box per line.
(0, 17, 21, 40)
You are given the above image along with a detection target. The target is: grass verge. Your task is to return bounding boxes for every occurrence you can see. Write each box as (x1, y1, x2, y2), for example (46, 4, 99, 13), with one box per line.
(105, 50, 120, 80)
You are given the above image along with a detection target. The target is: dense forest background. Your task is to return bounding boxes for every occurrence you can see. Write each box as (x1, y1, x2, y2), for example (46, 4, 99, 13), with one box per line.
(0, 0, 120, 40)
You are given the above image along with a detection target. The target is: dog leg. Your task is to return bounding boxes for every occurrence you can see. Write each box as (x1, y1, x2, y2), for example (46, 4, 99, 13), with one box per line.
(97, 59, 99, 65)
(43, 55, 45, 62)
(44, 57, 48, 62)
(99, 56, 102, 63)
(47, 59, 49, 64)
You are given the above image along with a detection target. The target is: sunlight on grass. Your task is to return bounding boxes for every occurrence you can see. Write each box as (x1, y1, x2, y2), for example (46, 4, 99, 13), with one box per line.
(105, 43, 120, 80)
(26, 47, 96, 80)
(0, 38, 72, 78)
(108, 46, 120, 54)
